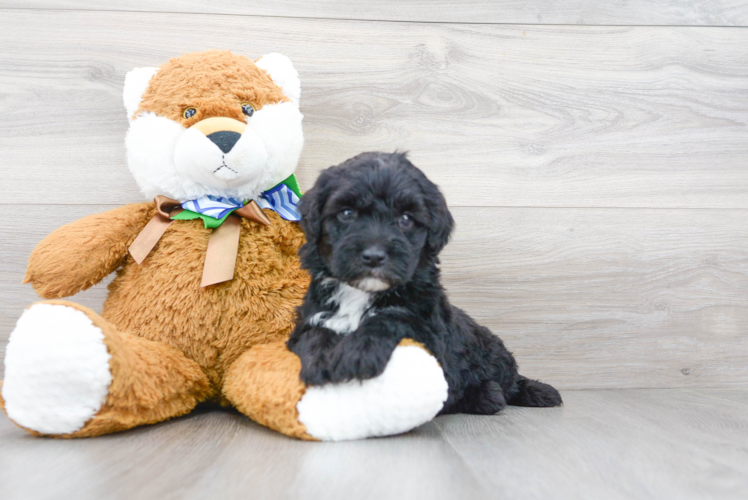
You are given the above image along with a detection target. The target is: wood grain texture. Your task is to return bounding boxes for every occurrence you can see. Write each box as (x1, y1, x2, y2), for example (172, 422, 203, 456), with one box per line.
(2, 205, 746, 389)
(434, 388, 748, 500)
(1, 389, 746, 500)
(2, 1, 748, 26)
(443, 206, 748, 389)
(1, 10, 748, 207)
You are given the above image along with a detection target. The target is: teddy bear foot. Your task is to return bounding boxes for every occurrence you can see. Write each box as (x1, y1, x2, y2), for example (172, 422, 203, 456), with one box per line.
(1, 301, 212, 438)
(1, 302, 112, 435)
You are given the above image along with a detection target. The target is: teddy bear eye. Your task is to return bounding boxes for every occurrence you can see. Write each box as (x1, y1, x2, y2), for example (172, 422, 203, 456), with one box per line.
(183, 107, 197, 119)
(241, 103, 255, 117)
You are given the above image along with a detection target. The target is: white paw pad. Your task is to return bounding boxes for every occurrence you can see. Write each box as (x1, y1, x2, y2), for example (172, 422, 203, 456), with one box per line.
(2, 304, 112, 434)
(297, 345, 448, 441)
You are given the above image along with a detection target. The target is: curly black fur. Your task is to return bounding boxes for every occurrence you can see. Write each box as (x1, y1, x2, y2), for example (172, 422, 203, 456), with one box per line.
(287, 152, 562, 414)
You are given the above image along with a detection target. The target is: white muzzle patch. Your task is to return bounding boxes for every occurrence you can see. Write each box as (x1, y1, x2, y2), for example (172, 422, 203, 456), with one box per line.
(126, 101, 303, 202)
(355, 277, 391, 292)
(174, 127, 268, 191)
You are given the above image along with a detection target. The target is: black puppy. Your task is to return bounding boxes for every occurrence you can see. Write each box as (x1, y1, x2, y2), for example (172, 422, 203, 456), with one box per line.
(287, 152, 562, 414)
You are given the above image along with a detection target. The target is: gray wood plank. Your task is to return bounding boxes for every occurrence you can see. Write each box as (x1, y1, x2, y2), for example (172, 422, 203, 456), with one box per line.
(182, 414, 488, 500)
(435, 388, 748, 500)
(2, 1, 748, 26)
(443, 206, 748, 389)
(3, 205, 747, 389)
(0, 405, 490, 500)
(0, 389, 746, 500)
(1, 10, 748, 208)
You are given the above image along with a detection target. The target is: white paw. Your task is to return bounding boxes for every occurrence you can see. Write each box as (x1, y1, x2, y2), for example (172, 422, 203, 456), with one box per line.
(297, 345, 448, 441)
(2, 304, 112, 434)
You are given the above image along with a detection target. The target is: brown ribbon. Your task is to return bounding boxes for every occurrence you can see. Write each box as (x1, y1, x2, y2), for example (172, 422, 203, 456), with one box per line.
(128, 195, 271, 287)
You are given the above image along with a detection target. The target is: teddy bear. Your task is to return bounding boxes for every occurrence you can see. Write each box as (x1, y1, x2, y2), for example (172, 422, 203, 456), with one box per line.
(0, 49, 448, 441)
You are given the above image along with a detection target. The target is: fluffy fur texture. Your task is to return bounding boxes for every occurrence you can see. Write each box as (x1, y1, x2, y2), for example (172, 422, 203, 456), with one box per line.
(223, 341, 314, 441)
(1, 50, 313, 437)
(136, 50, 288, 122)
(2, 303, 112, 434)
(254, 53, 301, 104)
(1, 301, 212, 438)
(125, 50, 304, 201)
(7, 205, 307, 437)
(22, 205, 308, 392)
(296, 340, 448, 441)
(308, 279, 376, 335)
(221, 338, 447, 441)
(288, 152, 563, 414)
(123, 66, 159, 118)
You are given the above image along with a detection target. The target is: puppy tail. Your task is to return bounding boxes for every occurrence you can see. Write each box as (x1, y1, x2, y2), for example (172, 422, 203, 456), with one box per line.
(506, 375, 563, 407)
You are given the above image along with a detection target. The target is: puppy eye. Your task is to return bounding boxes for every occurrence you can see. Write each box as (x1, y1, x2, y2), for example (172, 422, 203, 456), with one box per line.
(241, 103, 255, 117)
(399, 213, 414, 230)
(183, 107, 197, 119)
(338, 209, 357, 223)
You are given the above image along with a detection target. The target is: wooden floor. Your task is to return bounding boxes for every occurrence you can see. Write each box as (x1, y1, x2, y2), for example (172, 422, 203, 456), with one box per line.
(0, 389, 746, 500)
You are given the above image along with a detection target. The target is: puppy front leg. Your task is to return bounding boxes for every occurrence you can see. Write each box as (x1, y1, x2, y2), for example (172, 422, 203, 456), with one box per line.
(326, 320, 410, 383)
(288, 326, 342, 386)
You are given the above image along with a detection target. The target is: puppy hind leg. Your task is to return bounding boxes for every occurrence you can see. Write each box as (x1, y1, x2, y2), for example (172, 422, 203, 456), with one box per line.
(506, 375, 563, 408)
(453, 380, 507, 415)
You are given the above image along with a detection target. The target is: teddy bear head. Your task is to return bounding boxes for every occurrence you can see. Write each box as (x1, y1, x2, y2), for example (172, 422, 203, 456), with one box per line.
(123, 50, 303, 202)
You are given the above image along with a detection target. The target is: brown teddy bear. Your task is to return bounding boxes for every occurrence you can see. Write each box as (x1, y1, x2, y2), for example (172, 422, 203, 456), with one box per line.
(0, 50, 448, 441)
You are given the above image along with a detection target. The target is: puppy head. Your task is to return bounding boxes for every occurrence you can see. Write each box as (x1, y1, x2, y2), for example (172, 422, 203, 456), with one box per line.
(300, 152, 454, 291)
(123, 50, 303, 201)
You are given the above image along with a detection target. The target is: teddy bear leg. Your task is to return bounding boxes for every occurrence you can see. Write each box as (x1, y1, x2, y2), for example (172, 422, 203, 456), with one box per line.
(223, 339, 449, 441)
(223, 341, 316, 440)
(1, 300, 211, 438)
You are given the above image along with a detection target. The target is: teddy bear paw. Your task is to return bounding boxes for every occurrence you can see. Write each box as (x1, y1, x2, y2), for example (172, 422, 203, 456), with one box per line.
(2, 303, 112, 435)
(296, 344, 448, 441)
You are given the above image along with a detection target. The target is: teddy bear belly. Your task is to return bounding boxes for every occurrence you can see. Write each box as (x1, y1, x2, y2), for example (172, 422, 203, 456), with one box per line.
(99, 224, 309, 390)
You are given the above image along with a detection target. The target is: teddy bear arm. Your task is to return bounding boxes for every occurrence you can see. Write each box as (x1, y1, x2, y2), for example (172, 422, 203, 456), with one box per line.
(24, 203, 153, 299)
(223, 341, 317, 440)
(224, 339, 449, 441)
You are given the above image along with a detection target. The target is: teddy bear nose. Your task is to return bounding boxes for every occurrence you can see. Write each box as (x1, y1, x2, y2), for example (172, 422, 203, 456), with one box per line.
(207, 131, 242, 154)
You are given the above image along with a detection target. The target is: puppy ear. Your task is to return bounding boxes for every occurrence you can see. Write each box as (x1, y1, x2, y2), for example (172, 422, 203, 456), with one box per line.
(413, 167, 454, 257)
(299, 169, 333, 243)
(425, 186, 454, 257)
(123, 66, 158, 120)
(255, 53, 300, 104)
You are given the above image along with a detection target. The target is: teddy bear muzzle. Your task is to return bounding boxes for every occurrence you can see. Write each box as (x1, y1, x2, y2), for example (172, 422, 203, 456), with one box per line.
(174, 116, 269, 188)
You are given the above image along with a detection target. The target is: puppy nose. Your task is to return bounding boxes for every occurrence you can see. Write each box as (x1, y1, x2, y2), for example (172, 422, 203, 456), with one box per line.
(207, 131, 241, 154)
(361, 247, 387, 268)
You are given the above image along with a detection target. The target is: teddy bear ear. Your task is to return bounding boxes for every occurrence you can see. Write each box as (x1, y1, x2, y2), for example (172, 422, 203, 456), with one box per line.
(123, 66, 159, 120)
(255, 53, 301, 105)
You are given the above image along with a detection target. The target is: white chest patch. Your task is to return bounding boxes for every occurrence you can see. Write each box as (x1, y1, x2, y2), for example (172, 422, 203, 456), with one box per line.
(309, 281, 374, 335)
